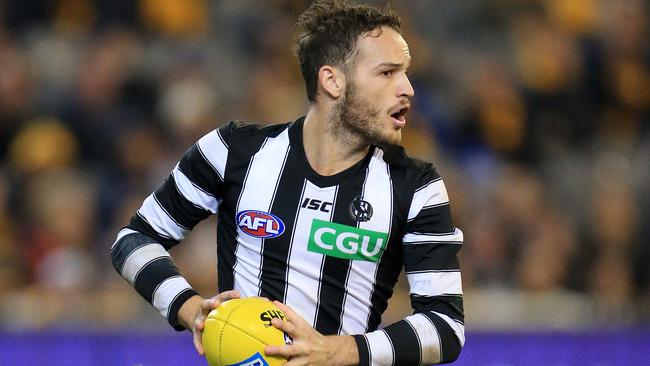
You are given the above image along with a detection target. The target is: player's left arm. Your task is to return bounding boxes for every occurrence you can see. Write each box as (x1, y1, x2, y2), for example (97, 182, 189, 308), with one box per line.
(353, 165, 465, 365)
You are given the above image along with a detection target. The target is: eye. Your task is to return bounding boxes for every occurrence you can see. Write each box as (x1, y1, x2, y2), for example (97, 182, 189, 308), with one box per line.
(382, 70, 393, 77)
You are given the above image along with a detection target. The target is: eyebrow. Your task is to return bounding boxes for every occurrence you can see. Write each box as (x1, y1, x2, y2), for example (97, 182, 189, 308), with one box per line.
(375, 60, 411, 70)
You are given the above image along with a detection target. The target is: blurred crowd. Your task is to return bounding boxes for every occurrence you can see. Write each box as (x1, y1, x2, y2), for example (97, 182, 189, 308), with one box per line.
(0, 0, 648, 331)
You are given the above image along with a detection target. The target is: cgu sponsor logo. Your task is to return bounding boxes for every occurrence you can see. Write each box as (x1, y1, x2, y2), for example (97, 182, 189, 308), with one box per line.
(307, 219, 388, 262)
(236, 210, 285, 238)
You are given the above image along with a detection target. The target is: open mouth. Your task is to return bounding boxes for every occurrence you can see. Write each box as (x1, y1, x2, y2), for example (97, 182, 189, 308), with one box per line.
(390, 106, 410, 127)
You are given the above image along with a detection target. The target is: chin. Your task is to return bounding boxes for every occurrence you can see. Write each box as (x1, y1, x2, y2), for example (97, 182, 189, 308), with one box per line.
(385, 127, 403, 144)
(387, 133, 402, 145)
(373, 131, 401, 146)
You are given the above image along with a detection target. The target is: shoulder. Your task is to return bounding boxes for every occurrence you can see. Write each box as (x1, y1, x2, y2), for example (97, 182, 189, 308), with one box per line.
(377, 144, 446, 218)
(379, 144, 441, 184)
(207, 120, 293, 155)
(222, 120, 291, 140)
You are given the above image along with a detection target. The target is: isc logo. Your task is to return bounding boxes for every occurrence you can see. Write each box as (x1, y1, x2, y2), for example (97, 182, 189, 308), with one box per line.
(237, 210, 285, 238)
(301, 198, 332, 213)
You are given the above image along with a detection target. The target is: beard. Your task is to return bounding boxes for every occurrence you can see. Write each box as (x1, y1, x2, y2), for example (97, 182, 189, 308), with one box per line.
(330, 81, 401, 147)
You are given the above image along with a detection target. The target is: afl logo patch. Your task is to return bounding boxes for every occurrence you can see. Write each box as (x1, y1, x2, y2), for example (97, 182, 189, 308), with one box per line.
(349, 196, 373, 222)
(236, 210, 285, 238)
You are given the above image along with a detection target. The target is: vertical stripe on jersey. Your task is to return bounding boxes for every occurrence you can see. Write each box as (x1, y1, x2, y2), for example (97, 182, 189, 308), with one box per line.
(232, 131, 290, 297)
(314, 180, 360, 335)
(260, 166, 309, 301)
(284, 180, 337, 328)
(339, 150, 393, 335)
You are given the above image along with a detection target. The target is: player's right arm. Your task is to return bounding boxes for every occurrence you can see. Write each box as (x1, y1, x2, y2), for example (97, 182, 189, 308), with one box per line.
(110, 124, 234, 350)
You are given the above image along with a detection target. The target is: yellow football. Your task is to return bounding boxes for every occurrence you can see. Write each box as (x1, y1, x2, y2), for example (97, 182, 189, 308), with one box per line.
(202, 297, 291, 366)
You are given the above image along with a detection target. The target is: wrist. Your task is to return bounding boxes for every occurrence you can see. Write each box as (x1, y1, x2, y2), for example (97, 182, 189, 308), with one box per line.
(177, 294, 203, 330)
(327, 335, 359, 366)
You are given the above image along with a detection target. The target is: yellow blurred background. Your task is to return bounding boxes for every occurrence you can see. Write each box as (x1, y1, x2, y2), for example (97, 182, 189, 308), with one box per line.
(0, 0, 648, 332)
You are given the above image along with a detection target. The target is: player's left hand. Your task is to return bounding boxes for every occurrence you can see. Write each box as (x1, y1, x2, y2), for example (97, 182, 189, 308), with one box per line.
(264, 301, 359, 366)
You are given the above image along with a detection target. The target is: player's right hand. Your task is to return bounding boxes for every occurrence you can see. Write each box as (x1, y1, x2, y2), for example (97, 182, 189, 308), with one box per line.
(181, 290, 240, 355)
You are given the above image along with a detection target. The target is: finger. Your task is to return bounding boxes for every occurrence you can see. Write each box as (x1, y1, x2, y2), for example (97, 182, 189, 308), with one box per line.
(214, 290, 240, 302)
(201, 290, 242, 317)
(273, 301, 309, 327)
(270, 317, 297, 336)
(200, 298, 219, 315)
(264, 344, 296, 359)
(194, 316, 206, 331)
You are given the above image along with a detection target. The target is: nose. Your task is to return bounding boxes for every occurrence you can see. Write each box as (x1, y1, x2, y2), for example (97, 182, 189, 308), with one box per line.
(399, 73, 415, 98)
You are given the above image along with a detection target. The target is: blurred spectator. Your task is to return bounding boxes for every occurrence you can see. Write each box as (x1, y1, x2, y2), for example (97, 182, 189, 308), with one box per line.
(0, 38, 34, 160)
(158, 75, 220, 148)
(23, 168, 98, 290)
(0, 170, 26, 297)
(0, 0, 648, 330)
(139, 0, 209, 37)
(7, 118, 79, 175)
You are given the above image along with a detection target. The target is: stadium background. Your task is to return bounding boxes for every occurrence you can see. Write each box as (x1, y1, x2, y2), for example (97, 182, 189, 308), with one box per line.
(0, 0, 648, 364)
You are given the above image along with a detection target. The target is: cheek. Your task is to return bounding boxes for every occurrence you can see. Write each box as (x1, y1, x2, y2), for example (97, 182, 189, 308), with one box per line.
(359, 86, 388, 109)
(355, 76, 387, 98)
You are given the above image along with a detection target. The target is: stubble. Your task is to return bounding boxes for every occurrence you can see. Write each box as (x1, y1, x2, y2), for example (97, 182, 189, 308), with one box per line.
(330, 81, 400, 147)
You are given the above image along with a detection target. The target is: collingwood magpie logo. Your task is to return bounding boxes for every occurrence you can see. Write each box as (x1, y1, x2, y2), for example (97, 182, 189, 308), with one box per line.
(349, 196, 373, 222)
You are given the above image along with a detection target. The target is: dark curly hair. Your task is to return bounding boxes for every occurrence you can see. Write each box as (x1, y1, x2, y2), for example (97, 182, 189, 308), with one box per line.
(295, 0, 401, 102)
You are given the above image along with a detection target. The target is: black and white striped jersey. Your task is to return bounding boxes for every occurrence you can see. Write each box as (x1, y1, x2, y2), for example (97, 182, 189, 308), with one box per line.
(111, 117, 465, 365)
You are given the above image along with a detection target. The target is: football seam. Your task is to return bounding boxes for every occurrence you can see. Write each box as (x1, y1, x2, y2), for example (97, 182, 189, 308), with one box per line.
(216, 317, 277, 346)
(212, 300, 286, 365)
(219, 300, 250, 366)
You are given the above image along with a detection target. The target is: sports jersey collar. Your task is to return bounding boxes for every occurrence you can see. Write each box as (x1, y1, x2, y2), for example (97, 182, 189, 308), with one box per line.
(288, 116, 376, 188)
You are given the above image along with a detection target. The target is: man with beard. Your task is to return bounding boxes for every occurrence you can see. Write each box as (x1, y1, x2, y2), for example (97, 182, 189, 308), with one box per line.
(111, 1, 465, 365)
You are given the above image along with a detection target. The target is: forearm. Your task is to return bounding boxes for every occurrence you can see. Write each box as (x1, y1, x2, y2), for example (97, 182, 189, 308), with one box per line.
(111, 228, 199, 330)
(353, 312, 464, 366)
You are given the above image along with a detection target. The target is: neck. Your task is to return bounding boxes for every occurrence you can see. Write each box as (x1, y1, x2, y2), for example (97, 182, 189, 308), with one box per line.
(302, 105, 370, 176)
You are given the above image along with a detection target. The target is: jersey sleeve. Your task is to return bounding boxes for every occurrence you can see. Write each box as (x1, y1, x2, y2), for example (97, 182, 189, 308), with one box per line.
(110, 123, 232, 330)
(353, 164, 465, 365)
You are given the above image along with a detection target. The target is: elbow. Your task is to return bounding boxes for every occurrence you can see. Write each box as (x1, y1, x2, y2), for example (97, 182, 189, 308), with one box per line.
(110, 238, 124, 275)
(110, 228, 139, 275)
(424, 331, 464, 364)
(438, 327, 464, 364)
(441, 338, 463, 363)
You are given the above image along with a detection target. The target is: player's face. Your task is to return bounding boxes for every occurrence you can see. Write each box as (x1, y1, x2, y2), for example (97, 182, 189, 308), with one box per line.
(338, 26, 414, 146)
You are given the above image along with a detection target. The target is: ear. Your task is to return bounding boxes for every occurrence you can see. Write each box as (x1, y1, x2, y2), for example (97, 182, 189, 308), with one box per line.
(317, 65, 345, 99)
